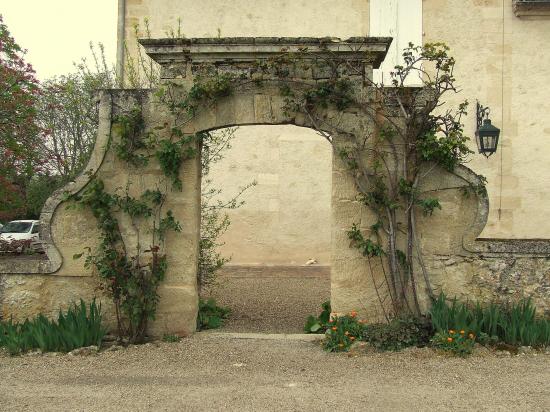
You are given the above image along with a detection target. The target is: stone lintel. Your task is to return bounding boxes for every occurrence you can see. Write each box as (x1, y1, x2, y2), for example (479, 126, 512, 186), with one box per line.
(139, 36, 392, 71)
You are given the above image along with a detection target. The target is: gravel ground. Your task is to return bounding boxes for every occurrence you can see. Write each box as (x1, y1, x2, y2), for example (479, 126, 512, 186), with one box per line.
(203, 266, 330, 333)
(0, 334, 549, 411)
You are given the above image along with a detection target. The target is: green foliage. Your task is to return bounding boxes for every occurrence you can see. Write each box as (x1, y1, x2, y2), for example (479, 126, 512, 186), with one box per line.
(431, 329, 475, 357)
(196, 298, 230, 330)
(461, 176, 488, 199)
(162, 333, 181, 343)
(347, 224, 385, 257)
(0, 16, 43, 220)
(417, 129, 473, 172)
(155, 136, 196, 190)
(304, 79, 353, 110)
(324, 312, 365, 352)
(417, 198, 442, 216)
(72, 177, 179, 343)
(429, 294, 550, 348)
(156, 210, 182, 241)
(362, 316, 433, 352)
(304, 301, 331, 333)
(113, 108, 148, 167)
(0, 300, 105, 355)
(177, 73, 235, 116)
(188, 73, 234, 102)
(25, 175, 64, 218)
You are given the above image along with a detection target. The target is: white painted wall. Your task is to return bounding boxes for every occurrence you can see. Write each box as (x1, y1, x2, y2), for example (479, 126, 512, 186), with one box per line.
(370, 0, 423, 85)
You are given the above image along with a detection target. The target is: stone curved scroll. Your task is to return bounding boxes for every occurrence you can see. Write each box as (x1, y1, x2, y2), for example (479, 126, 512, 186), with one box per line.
(0, 91, 114, 274)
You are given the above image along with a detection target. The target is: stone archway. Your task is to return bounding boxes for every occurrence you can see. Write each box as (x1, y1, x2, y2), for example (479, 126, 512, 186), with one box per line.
(0, 37, 393, 335)
(1, 37, 548, 336)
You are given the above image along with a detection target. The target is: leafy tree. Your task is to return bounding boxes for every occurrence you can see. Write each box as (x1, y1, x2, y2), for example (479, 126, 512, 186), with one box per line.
(0, 15, 43, 221)
(38, 44, 116, 181)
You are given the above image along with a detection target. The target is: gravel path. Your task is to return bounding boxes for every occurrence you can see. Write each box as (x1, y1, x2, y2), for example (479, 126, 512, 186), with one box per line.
(203, 265, 330, 333)
(1, 334, 549, 411)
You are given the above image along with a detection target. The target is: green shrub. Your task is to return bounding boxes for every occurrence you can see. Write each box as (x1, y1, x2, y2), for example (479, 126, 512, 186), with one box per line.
(0, 300, 105, 355)
(362, 316, 433, 351)
(197, 298, 230, 330)
(162, 333, 181, 343)
(324, 312, 365, 352)
(429, 293, 550, 348)
(431, 329, 476, 357)
(304, 301, 331, 334)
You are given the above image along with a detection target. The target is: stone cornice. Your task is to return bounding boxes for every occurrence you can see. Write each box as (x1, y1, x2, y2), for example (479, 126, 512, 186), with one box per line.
(139, 36, 392, 70)
(513, 0, 550, 17)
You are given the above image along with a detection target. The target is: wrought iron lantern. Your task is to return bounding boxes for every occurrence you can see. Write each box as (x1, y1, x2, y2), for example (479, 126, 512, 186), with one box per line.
(475, 102, 500, 158)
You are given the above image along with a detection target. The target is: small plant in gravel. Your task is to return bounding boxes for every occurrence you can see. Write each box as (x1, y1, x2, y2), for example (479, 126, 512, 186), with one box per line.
(162, 334, 181, 343)
(304, 301, 331, 334)
(197, 298, 230, 330)
(362, 316, 433, 352)
(431, 329, 476, 357)
(324, 312, 365, 352)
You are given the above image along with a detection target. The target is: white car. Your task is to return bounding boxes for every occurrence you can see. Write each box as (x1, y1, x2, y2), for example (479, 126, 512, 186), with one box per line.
(0, 220, 40, 243)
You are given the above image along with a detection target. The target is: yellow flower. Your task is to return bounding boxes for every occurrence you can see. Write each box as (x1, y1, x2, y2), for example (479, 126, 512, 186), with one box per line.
(460, 330, 465, 335)
(344, 331, 349, 336)
(449, 329, 455, 334)
(468, 333, 475, 339)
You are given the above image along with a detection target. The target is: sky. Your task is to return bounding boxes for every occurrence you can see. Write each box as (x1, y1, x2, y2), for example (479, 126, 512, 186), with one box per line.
(1, 0, 118, 79)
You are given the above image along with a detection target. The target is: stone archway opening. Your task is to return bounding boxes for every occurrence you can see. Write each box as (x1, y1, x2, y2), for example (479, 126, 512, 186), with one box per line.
(198, 124, 332, 333)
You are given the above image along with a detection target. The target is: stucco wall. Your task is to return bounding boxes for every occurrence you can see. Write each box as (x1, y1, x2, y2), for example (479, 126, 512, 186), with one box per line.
(124, 0, 550, 245)
(123, 0, 370, 265)
(207, 126, 332, 265)
(423, 0, 550, 239)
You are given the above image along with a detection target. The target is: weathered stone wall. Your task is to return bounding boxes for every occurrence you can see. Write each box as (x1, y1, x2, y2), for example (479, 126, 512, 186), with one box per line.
(331, 150, 550, 320)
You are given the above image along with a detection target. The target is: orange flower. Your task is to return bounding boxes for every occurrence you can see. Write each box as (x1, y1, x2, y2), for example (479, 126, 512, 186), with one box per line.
(332, 326, 337, 331)
(460, 330, 465, 335)
(328, 319, 333, 323)
(350, 311, 358, 318)
(449, 329, 455, 334)
(350, 336, 356, 341)
(447, 337, 453, 342)
(468, 333, 475, 339)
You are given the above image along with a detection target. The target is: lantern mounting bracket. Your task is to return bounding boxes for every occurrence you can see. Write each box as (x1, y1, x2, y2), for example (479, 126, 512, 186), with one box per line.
(476, 101, 491, 130)
(474, 100, 500, 158)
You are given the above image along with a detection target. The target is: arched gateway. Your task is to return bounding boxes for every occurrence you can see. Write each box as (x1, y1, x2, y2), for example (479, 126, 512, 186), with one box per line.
(1, 37, 548, 336)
